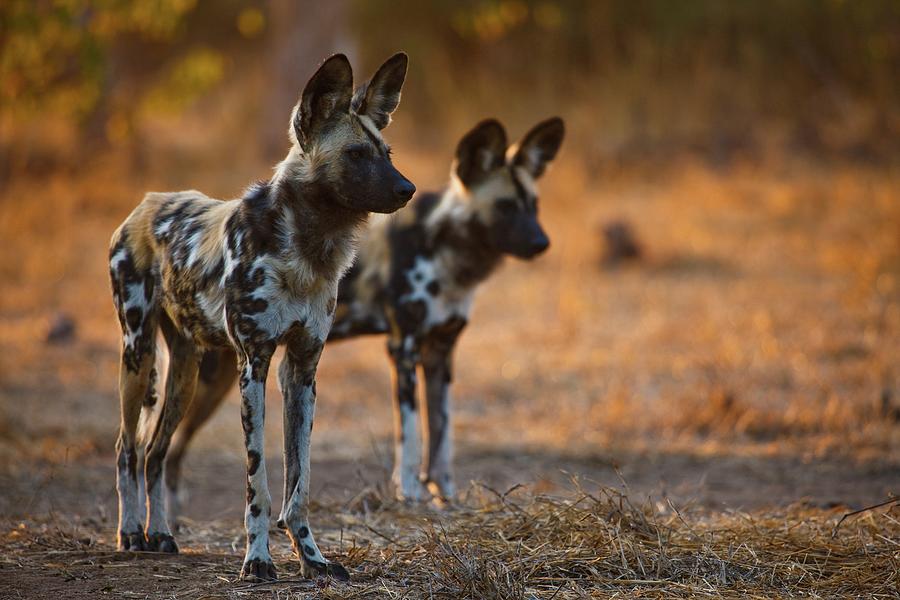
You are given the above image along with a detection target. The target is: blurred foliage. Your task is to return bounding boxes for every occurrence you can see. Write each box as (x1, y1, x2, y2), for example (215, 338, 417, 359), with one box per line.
(0, 0, 266, 157)
(2, 0, 899, 169)
(1, 0, 199, 121)
(139, 47, 225, 116)
(353, 0, 900, 154)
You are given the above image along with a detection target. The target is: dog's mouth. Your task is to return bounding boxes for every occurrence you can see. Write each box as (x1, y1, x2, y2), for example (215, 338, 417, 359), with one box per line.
(365, 197, 411, 214)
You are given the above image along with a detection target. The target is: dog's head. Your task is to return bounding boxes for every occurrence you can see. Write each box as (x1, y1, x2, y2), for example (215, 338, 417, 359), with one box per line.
(290, 53, 415, 214)
(451, 117, 565, 258)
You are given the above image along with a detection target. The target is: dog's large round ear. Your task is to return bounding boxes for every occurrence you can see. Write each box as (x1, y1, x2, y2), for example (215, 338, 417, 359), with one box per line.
(508, 117, 565, 178)
(352, 52, 408, 130)
(453, 119, 508, 189)
(292, 54, 354, 149)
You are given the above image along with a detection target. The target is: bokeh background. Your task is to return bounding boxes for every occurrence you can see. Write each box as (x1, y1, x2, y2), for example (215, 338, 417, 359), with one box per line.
(1, 0, 898, 533)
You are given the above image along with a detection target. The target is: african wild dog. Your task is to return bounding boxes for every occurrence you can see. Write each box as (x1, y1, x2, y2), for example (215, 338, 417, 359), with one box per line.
(157, 117, 565, 507)
(108, 52, 413, 581)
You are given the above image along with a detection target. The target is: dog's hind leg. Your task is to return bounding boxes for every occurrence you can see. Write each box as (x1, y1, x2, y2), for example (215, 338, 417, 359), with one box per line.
(164, 348, 237, 526)
(142, 314, 200, 552)
(110, 236, 159, 551)
(135, 346, 167, 510)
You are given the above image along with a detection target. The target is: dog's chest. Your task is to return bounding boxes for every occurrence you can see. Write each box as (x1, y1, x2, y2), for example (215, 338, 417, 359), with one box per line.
(240, 256, 336, 343)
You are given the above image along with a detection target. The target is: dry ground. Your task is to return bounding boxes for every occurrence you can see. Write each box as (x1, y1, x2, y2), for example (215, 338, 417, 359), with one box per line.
(0, 151, 898, 598)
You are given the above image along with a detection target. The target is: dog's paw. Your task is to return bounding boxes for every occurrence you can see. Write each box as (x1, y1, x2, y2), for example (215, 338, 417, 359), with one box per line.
(145, 532, 179, 553)
(301, 557, 350, 582)
(241, 557, 278, 581)
(118, 529, 147, 552)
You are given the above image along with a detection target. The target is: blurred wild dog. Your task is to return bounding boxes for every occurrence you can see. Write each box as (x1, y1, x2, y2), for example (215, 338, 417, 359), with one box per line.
(160, 117, 565, 507)
(108, 52, 413, 582)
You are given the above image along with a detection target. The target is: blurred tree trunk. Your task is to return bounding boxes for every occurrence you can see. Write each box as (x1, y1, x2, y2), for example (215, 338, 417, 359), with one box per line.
(262, 0, 354, 159)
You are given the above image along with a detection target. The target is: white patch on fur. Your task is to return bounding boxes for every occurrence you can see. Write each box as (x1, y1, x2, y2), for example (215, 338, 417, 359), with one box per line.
(242, 256, 336, 344)
(223, 231, 243, 282)
(154, 218, 174, 237)
(478, 147, 496, 172)
(116, 455, 141, 539)
(400, 255, 475, 328)
(358, 115, 385, 141)
(198, 289, 226, 329)
(513, 166, 538, 198)
(110, 247, 129, 270)
(184, 226, 205, 268)
(121, 281, 151, 349)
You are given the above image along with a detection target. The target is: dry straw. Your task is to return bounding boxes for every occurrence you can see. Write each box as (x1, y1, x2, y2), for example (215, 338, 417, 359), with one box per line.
(3, 483, 898, 599)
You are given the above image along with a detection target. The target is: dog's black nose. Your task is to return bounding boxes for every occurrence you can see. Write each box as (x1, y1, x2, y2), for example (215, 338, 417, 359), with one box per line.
(394, 180, 415, 200)
(529, 235, 550, 256)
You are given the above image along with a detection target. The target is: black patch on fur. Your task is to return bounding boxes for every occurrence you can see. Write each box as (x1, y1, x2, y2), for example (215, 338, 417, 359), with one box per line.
(279, 178, 367, 277)
(116, 436, 139, 483)
(394, 299, 428, 333)
(426, 280, 441, 296)
(240, 181, 280, 256)
(247, 450, 261, 476)
(455, 119, 507, 187)
(432, 215, 503, 287)
(298, 526, 310, 538)
(509, 168, 533, 206)
(110, 233, 158, 373)
(423, 317, 467, 384)
(144, 367, 158, 407)
(241, 400, 255, 450)
(199, 255, 225, 289)
(282, 322, 323, 387)
(249, 504, 261, 518)
(388, 336, 419, 416)
(303, 543, 317, 557)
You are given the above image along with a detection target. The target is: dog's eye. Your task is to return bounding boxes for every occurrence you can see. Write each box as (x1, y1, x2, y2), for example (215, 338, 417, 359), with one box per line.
(346, 145, 366, 160)
(496, 199, 518, 215)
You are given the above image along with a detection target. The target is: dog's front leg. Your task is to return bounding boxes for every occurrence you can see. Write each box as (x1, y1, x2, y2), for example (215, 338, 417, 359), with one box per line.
(278, 331, 349, 580)
(387, 334, 426, 502)
(420, 319, 465, 503)
(237, 344, 276, 581)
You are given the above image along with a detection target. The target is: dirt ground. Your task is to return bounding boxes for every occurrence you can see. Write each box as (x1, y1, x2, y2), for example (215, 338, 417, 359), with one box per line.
(1, 154, 898, 598)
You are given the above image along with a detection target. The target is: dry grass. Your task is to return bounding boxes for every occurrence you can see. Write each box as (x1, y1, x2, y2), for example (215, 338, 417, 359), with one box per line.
(2, 483, 898, 599)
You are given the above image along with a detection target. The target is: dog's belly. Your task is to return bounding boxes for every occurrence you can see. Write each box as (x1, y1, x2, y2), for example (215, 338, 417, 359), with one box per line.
(162, 290, 231, 349)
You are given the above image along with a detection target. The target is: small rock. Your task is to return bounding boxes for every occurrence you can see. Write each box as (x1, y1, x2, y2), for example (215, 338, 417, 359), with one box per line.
(45, 312, 76, 344)
(601, 220, 643, 265)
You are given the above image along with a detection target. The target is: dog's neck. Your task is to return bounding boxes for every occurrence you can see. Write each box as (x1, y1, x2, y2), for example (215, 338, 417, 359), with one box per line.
(279, 178, 367, 279)
(428, 189, 504, 289)
(240, 151, 368, 283)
